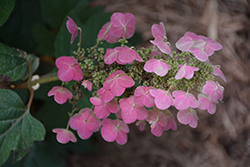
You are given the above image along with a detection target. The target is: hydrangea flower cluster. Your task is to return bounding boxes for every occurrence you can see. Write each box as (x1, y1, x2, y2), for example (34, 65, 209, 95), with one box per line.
(49, 13, 225, 145)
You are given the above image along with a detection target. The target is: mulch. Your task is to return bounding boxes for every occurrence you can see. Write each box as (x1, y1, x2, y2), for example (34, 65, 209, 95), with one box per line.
(67, 0, 250, 166)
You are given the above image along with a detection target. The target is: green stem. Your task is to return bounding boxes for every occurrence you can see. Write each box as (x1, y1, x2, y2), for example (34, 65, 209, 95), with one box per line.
(31, 73, 59, 86)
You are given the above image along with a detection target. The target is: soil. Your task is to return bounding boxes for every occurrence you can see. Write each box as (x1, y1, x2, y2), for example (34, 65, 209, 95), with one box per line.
(67, 0, 250, 166)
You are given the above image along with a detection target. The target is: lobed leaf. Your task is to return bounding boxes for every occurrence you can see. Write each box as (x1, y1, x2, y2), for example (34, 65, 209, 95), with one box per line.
(0, 0, 15, 27)
(0, 89, 45, 165)
(0, 43, 39, 81)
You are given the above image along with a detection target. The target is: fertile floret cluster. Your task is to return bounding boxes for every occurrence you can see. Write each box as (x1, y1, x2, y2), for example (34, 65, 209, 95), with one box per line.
(49, 12, 226, 145)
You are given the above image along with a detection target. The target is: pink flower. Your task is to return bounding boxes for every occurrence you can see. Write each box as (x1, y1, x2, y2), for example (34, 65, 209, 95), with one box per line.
(198, 94, 217, 114)
(150, 89, 173, 110)
(177, 109, 198, 128)
(69, 108, 101, 140)
(202, 81, 224, 102)
(212, 66, 227, 82)
(48, 86, 73, 104)
(90, 97, 120, 119)
(110, 12, 136, 39)
(176, 32, 198, 51)
(150, 22, 172, 56)
(151, 22, 166, 41)
(134, 86, 155, 108)
(172, 90, 199, 110)
(66, 16, 79, 44)
(176, 32, 222, 62)
(98, 22, 120, 43)
(101, 118, 129, 145)
(104, 46, 143, 65)
(144, 59, 171, 77)
(103, 70, 135, 97)
(52, 128, 77, 144)
(56, 56, 83, 82)
(175, 64, 199, 80)
(97, 87, 114, 103)
(81, 80, 92, 91)
(136, 120, 147, 131)
(146, 108, 169, 137)
(119, 96, 148, 124)
(164, 110, 177, 131)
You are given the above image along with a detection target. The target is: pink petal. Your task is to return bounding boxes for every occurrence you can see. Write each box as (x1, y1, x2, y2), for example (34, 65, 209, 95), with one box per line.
(94, 105, 110, 119)
(77, 125, 93, 140)
(105, 33, 120, 43)
(165, 114, 177, 131)
(213, 67, 227, 82)
(124, 26, 135, 39)
(110, 26, 124, 38)
(72, 65, 83, 81)
(187, 93, 199, 108)
(119, 98, 131, 111)
(150, 40, 171, 55)
(117, 75, 135, 88)
(116, 119, 129, 133)
(57, 66, 74, 82)
(90, 97, 103, 105)
(154, 91, 173, 110)
(107, 99, 120, 113)
(52, 128, 77, 144)
(99, 88, 114, 103)
(176, 36, 194, 51)
(154, 61, 171, 77)
(111, 12, 126, 27)
(151, 123, 164, 137)
(151, 23, 165, 41)
(143, 94, 155, 108)
(116, 130, 128, 145)
(198, 95, 210, 110)
(174, 96, 190, 110)
(125, 13, 136, 27)
(135, 106, 148, 120)
(177, 110, 192, 125)
(66, 17, 78, 44)
(69, 113, 84, 130)
(81, 80, 92, 91)
(121, 107, 137, 124)
(184, 66, 199, 79)
(189, 48, 208, 62)
(87, 115, 102, 132)
(189, 116, 198, 128)
(101, 120, 117, 142)
(48, 86, 60, 96)
(110, 80, 126, 96)
(104, 48, 118, 64)
(98, 22, 111, 40)
(144, 59, 159, 73)
(175, 65, 185, 80)
(207, 102, 216, 114)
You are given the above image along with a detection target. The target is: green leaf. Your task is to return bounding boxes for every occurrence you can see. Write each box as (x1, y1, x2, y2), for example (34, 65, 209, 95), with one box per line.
(0, 0, 15, 27)
(0, 89, 45, 166)
(0, 43, 26, 81)
(20, 54, 39, 81)
(0, 43, 39, 81)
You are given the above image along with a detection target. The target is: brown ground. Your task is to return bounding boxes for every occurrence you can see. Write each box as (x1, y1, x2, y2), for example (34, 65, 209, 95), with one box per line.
(67, 0, 250, 166)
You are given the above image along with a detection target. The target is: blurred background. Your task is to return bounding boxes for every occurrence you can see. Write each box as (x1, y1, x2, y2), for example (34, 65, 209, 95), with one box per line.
(1, 0, 250, 167)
